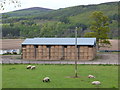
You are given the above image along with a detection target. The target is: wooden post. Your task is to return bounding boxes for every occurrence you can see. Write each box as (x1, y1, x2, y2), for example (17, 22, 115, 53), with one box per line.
(75, 27, 78, 77)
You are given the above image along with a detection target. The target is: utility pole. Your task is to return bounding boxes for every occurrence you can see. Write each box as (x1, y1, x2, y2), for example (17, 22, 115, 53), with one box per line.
(75, 27, 78, 77)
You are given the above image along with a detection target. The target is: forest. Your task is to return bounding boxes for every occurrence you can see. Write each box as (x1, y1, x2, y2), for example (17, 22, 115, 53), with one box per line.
(1, 1, 119, 39)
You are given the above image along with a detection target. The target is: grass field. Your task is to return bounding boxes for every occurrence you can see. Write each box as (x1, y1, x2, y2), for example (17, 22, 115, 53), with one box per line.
(2, 64, 118, 88)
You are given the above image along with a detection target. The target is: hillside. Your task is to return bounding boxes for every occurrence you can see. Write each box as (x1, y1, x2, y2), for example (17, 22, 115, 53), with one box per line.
(3, 2, 118, 20)
(2, 1, 119, 39)
(3, 7, 53, 17)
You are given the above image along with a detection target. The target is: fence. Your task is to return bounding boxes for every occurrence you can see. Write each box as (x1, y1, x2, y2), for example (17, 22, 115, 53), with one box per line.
(1, 60, 119, 65)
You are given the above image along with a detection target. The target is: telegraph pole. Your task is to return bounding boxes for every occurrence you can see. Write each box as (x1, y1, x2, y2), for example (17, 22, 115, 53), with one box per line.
(75, 27, 78, 77)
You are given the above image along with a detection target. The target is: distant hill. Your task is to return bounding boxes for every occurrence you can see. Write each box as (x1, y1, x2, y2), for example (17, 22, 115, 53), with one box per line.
(3, 7, 53, 17)
(4, 2, 118, 20)
(16, 7, 53, 11)
(2, 1, 119, 39)
(33, 2, 118, 24)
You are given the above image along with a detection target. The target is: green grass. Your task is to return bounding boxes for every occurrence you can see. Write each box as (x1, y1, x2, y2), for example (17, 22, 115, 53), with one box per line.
(0, 64, 2, 89)
(2, 64, 118, 88)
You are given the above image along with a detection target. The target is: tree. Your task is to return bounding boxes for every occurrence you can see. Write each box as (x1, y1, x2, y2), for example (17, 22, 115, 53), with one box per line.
(59, 16, 70, 24)
(84, 11, 111, 49)
(0, 0, 21, 12)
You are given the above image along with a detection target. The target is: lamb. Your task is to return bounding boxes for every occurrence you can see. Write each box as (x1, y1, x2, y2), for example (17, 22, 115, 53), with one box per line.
(43, 77, 50, 82)
(88, 75, 95, 78)
(31, 66, 36, 70)
(92, 81, 101, 85)
(26, 65, 32, 69)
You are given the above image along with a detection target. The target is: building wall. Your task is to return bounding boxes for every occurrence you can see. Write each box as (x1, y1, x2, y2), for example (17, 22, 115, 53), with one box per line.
(22, 45, 96, 60)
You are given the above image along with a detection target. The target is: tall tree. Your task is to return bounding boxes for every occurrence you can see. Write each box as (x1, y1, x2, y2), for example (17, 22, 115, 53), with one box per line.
(84, 11, 111, 49)
(0, 0, 21, 12)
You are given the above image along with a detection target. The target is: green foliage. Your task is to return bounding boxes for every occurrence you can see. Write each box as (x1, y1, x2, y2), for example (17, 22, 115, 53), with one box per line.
(40, 22, 68, 37)
(84, 32, 96, 37)
(1, 2, 119, 39)
(2, 24, 20, 38)
(59, 16, 70, 24)
(19, 24, 41, 38)
(3, 7, 52, 17)
(40, 22, 57, 37)
(99, 39, 112, 48)
(84, 11, 111, 48)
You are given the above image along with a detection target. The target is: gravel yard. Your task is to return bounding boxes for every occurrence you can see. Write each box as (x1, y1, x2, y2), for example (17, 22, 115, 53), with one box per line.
(1, 53, 119, 64)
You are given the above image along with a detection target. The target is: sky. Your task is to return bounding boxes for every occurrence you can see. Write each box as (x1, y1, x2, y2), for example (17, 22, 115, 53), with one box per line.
(1, 0, 119, 13)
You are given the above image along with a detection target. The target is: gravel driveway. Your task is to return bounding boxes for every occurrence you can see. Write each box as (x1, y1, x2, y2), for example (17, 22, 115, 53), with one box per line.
(1, 53, 119, 64)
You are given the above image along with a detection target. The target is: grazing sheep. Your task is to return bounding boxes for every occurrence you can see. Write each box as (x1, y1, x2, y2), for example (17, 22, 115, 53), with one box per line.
(26, 65, 32, 69)
(31, 66, 36, 70)
(43, 77, 50, 82)
(92, 81, 101, 85)
(88, 75, 95, 78)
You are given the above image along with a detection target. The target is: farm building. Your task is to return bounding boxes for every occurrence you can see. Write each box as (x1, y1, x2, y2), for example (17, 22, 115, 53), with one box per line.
(21, 38, 97, 60)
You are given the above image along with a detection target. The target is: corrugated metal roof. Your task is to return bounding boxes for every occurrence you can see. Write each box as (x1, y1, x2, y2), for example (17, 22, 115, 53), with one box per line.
(22, 38, 96, 46)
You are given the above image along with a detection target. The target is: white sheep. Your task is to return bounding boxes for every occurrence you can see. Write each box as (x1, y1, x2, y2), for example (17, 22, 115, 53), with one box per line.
(43, 77, 50, 82)
(26, 65, 32, 69)
(31, 66, 36, 70)
(92, 81, 101, 85)
(88, 75, 95, 78)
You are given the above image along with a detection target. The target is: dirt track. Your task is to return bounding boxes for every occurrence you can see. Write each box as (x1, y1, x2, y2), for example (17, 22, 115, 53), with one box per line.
(0, 39, 24, 50)
(100, 39, 119, 50)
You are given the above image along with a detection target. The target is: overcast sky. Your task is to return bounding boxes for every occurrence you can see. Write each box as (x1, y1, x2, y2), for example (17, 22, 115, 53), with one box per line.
(2, 0, 119, 13)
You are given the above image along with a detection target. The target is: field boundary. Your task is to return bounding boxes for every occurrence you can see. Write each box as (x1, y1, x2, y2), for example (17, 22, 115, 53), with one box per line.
(1, 60, 119, 65)
(1, 53, 119, 65)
